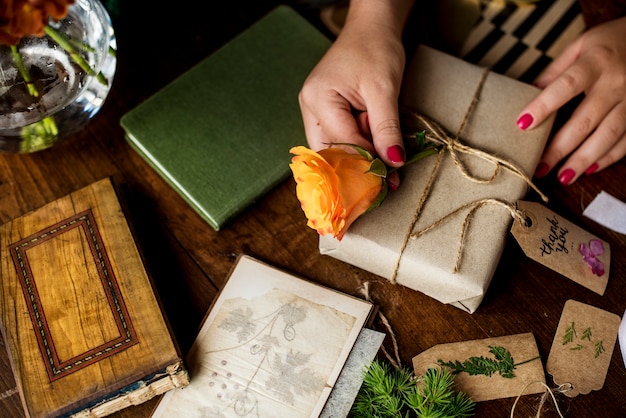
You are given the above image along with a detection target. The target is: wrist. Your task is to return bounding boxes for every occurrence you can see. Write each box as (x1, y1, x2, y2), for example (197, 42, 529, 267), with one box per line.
(345, 0, 415, 37)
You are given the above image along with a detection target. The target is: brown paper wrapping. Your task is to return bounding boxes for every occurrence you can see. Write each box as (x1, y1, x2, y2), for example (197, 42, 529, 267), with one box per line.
(319, 45, 555, 313)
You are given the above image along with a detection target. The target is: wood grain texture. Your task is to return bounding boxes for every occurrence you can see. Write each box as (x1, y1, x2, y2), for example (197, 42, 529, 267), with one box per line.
(0, 1, 624, 417)
(0, 179, 187, 417)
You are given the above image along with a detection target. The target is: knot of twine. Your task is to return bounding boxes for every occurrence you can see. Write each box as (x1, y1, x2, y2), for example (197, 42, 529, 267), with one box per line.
(390, 67, 545, 284)
(510, 381, 570, 418)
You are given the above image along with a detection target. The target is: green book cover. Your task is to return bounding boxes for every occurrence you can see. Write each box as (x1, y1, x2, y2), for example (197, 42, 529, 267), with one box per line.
(120, 6, 330, 230)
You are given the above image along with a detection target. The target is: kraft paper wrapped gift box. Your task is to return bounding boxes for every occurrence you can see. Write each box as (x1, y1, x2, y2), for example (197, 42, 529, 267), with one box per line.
(319, 45, 555, 313)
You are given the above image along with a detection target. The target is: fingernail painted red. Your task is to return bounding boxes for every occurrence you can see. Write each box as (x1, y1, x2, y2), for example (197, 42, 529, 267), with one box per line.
(559, 168, 575, 185)
(534, 162, 550, 178)
(388, 180, 398, 191)
(387, 145, 405, 163)
(585, 163, 599, 175)
(517, 113, 533, 130)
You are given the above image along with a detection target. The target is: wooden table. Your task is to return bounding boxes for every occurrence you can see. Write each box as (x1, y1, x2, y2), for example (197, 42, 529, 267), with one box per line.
(1, 1, 624, 417)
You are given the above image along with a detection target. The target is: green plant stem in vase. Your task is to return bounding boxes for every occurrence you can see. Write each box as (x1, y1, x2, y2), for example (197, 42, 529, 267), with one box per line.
(43, 25, 110, 87)
(9, 45, 39, 97)
(0, 0, 117, 153)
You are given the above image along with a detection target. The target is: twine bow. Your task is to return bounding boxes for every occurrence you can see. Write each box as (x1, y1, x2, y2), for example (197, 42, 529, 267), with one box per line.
(390, 67, 546, 284)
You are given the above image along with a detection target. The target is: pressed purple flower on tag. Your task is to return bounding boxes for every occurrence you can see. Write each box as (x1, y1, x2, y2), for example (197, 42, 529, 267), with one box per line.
(579, 239, 605, 276)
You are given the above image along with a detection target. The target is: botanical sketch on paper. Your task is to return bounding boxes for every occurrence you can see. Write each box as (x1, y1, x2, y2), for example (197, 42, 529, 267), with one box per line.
(162, 286, 357, 418)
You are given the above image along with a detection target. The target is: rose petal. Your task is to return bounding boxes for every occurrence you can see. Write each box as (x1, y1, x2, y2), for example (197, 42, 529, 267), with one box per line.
(589, 239, 604, 256)
(579, 242, 591, 258)
(587, 257, 605, 276)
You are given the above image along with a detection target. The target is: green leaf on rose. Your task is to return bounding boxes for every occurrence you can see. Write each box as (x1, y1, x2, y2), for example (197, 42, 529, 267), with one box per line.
(366, 178, 388, 212)
(366, 158, 387, 177)
(330, 142, 375, 161)
(365, 159, 388, 212)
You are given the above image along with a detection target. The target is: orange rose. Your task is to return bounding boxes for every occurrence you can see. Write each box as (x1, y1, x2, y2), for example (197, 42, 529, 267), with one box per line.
(289, 145, 386, 241)
(0, 0, 75, 45)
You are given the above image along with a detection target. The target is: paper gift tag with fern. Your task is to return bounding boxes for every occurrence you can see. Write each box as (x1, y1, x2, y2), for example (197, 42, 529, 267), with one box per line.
(547, 299, 620, 397)
(412, 333, 545, 402)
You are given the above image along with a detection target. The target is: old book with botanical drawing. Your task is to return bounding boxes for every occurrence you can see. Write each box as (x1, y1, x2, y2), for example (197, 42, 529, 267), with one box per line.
(152, 255, 374, 418)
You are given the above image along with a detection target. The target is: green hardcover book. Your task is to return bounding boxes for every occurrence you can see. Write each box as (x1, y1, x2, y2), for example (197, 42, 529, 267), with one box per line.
(120, 6, 330, 231)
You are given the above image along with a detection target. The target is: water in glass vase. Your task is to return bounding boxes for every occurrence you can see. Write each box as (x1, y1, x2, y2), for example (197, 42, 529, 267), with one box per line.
(0, 0, 117, 153)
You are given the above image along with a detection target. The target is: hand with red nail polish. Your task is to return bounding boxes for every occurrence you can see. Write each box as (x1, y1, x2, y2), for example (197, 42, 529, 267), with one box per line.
(516, 113, 533, 131)
(585, 163, 599, 176)
(387, 144, 405, 164)
(298, 0, 416, 189)
(534, 162, 550, 179)
(516, 16, 626, 184)
(558, 168, 576, 185)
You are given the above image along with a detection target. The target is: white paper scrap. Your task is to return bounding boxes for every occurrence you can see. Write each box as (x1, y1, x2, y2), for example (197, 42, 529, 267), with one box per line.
(583, 191, 626, 235)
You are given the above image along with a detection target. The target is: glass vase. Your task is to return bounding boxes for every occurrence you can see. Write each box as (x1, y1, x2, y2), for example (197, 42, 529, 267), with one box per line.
(0, 0, 117, 153)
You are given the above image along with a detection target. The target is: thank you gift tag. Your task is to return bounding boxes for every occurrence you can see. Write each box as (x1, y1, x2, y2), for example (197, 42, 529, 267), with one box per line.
(547, 300, 621, 397)
(412, 333, 545, 402)
(511, 201, 610, 295)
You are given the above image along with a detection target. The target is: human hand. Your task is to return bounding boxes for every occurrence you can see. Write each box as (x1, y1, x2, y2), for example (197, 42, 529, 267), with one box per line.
(298, 1, 414, 188)
(516, 16, 626, 185)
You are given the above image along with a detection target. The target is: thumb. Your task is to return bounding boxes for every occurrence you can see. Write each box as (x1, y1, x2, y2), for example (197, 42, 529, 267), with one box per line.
(367, 102, 405, 167)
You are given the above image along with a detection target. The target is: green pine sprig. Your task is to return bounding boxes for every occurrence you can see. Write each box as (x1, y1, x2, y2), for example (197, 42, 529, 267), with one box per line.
(351, 358, 475, 417)
(437, 345, 540, 379)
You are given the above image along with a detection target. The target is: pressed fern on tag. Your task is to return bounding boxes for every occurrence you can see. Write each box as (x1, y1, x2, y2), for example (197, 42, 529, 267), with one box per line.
(437, 345, 540, 379)
(561, 322, 606, 359)
(594, 341, 605, 358)
(563, 322, 577, 344)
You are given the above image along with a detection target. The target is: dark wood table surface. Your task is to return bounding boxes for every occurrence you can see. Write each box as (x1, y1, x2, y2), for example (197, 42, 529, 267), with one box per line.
(1, 1, 625, 417)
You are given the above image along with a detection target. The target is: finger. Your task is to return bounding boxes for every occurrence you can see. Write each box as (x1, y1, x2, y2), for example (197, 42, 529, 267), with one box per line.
(356, 111, 372, 139)
(533, 37, 582, 88)
(300, 103, 328, 150)
(355, 110, 403, 188)
(557, 102, 626, 184)
(517, 57, 597, 131)
(299, 92, 371, 152)
(366, 100, 405, 168)
(539, 86, 618, 169)
(591, 133, 626, 174)
(387, 170, 401, 191)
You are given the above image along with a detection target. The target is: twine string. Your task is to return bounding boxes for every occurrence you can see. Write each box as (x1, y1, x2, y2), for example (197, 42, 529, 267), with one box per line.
(359, 281, 402, 369)
(389, 149, 445, 284)
(411, 198, 525, 273)
(401, 110, 548, 203)
(510, 381, 571, 418)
